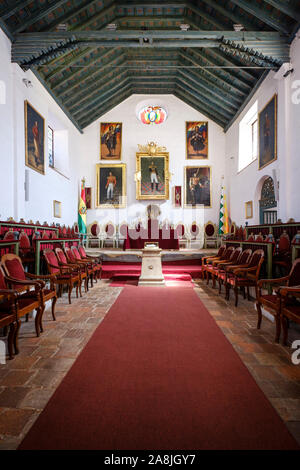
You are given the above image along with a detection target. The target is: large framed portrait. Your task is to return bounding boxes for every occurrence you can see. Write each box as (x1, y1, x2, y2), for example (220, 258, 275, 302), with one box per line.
(186, 121, 208, 159)
(258, 94, 277, 170)
(24, 100, 45, 175)
(96, 163, 126, 208)
(100, 122, 122, 160)
(136, 153, 169, 200)
(184, 166, 211, 207)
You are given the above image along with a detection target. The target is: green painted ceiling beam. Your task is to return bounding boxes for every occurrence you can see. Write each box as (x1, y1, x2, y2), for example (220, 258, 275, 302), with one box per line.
(0, 0, 33, 21)
(175, 80, 232, 122)
(116, 2, 185, 8)
(185, 2, 228, 29)
(262, 0, 300, 22)
(200, 0, 256, 31)
(12, 0, 71, 34)
(229, 0, 290, 34)
(209, 47, 260, 81)
(174, 88, 226, 128)
(180, 50, 247, 97)
(44, 47, 99, 82)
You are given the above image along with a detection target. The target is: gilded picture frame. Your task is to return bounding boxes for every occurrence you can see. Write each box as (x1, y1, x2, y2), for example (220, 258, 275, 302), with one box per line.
(184, 166, 212, 208)
(245, 201, 253, 219)
(258, 94, 277, 170)
(136, 152, 170, 200)
(53, 200, 61, 218)
(186, 121, 208, 159)
(96, 163, 126, 208)
(24, 100, 45, 175)
(100, 122, 122, 160)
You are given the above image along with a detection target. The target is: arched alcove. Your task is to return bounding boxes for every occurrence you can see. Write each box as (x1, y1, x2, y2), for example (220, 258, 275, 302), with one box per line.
(255, 176, 277, 224)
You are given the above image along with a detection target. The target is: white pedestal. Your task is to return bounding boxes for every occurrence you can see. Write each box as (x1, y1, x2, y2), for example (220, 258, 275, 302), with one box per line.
(138, 246, 165, 286)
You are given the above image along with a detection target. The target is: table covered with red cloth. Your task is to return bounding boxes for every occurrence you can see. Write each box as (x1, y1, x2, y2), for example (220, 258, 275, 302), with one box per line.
(123, 221, 179, 250)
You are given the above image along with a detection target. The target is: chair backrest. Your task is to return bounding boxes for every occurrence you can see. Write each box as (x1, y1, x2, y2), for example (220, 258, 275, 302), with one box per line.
(278, 231, 290, 253)
(78, 246, 87, 259)
(51, 230, 58, 240)
(205, 222, 216, 238)
(71, 246, 81, 260)
(0, 265, 8, 292)
(229, 247, 242, 263)
(105, 223, 115, 237)
(248, 249, 265, 268)
(42, 231, 49, 240)
(3, 230, 15, 241)
(119, 224, 128, 238)
(216, 245, 226, 257)
(55, 247, 67, 265)
(1, 254, 27, 289)
(265, 233, 274, 243)
(288, 258, 300, 287)
(247, 233, 255, 242)
(65, 247, 76, 263)
(223, 246, 235, 260)
(175, 223, 185, 238)
(19, 231, 31, 251)
(237, 249, 252, 265)
(44, 250, 60, 274)
(255, 232, 264, 242)
(190, 223, 200, 239)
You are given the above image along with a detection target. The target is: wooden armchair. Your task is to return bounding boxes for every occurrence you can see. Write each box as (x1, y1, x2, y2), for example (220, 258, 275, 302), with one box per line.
(225, 249, 265, 307)
(0, 263, 43, 342)
(205, 246, 235, 286)
(71, 246, 101, 283)
(78, 245, 102, 280)
(0, 268, 18, 359)
(64, 246, 92, 290)
(209, 247, 242, 289)
(1, 253, 57, 332)
(44, 249, 80, 304)
(256, 258, 300, 343)
(218, 249, 252, 297)
(202, 245, 226, 273)
(55, 247, 87, 294)
(279, 285, 300, 346)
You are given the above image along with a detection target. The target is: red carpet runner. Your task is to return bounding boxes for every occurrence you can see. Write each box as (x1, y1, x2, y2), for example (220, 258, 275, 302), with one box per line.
(19, 287, 298, 450)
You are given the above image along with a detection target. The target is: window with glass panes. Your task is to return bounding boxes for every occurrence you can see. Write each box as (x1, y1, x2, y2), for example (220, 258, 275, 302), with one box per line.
(48, 126, 54, 167)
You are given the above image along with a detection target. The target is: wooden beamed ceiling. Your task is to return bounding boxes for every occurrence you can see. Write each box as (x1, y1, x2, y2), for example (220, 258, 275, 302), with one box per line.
(0, 0, 299, 132)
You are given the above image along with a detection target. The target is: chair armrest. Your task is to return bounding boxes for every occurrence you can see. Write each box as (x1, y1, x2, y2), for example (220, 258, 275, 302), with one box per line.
(0, 289, 18, 299)
(5, 276, 42, 291)
(257, 276, 289, 288)
(277, 285, 300, 297)
(232, 266, 257, 277)
(225, 263, 249, 272)
(26, 273, 57, 281)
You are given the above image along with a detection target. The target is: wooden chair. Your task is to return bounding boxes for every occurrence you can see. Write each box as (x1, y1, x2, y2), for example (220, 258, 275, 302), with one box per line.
(0, 267, 18, 359)
(78, 245, 102, 280)
(55, 247, 87, 293)
(64, 246, 92, 289)
(72, 246, 101, 282)
(256, 258, 300, 342)
(208, 247, 242, 291)
(0, 263, 43, 341)
(2, 253, 57, 332)
(279, 285, 300, 346)
(218, 249, 252, 297)
(204, 221, 218, 248)
(225, 249, 265, 307)
(205, 246, 235, 286)
(44, 249, 80, 304)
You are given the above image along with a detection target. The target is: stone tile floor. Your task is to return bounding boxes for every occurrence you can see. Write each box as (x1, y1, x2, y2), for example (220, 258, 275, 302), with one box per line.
(0, 278, 299, 449)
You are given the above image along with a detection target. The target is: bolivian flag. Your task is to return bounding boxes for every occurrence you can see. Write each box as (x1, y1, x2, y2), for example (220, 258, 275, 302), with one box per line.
(78, 179, 87, 234)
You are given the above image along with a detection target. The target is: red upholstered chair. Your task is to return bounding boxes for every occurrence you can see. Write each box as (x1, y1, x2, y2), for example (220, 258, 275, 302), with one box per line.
(0, 266, 19, 359)
(88, 222, 100, 248)
(273, 231, 291, 275)
(19, 231, 35, 271)
(44, 249, 80, 304)
(1, 253, 57, 335)
(225, 249, 265, 307)
(71, 246, 98, 284)
(247, 233, 255, 242)
(0, 259, 44, 341)
(209, 246, 242, 291)
(205, 246, 235, 286)
(202, 245, 226, 274)
(77, 246, 102, 280)
(64, 246, 90, 290)
(279, 285, 300, 345)
(204, 222, 218, 248)
(255, 232, 264, 242)
(3, 230, 15, 241)
(42, 231, 49, 240)
(256, 258, 300, 343)
(103, 223, 116, 248)
(218, 249, 252, 296)
(175, 223, 187, 248)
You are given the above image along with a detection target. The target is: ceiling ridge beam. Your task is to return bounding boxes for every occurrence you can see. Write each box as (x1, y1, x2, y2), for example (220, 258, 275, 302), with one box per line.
(229, 0, 290, 35)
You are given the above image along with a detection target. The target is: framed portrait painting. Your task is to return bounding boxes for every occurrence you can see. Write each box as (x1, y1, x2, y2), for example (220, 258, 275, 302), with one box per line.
(186, 121, 208, 159)
(96, 163, 126, 208)
(53, 200, 61, 218)
(184, 166, 211, 207)
(136, 153, 169, 200)
(24, 100, 45, 175)
(258, 94, 277, 170)
(100, 122, 122, 160)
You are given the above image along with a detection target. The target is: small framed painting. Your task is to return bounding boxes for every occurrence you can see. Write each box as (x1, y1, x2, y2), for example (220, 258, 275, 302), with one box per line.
(53, 200, 61, 218)
(100, 122, 122, 160)
(85, 187, 92, 209)
(258, 94, 277, 170)
(25, 100, 45, 175)
(96, 163, 126, 208)
(184, 166, 211, 207)
(174, 186, 182, 207)
(186, 122, 208, 159)
(245, 201, 253, 219)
